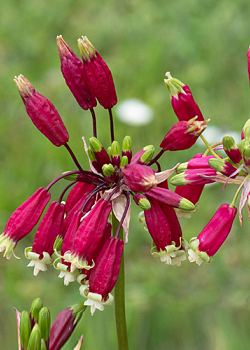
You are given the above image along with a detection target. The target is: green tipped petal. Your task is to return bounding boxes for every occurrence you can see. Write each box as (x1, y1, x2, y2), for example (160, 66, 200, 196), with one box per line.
(164, 72, 185, 98)
(176, 162, 188, 173)
(170, 173, 187, 186)
(138, 198, 151, 210)
(70, 302, 87, 324)
(179, 198, 195, 211)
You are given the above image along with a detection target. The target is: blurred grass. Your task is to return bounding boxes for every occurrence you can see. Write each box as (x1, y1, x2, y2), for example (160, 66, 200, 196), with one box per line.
(1, 0, 250, 349)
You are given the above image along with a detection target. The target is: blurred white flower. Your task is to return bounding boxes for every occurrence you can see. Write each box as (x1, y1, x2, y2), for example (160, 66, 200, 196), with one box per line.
(116, 98, 153, 125)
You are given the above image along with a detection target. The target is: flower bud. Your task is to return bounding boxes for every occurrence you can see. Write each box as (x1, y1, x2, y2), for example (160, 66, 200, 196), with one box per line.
(176, 154, 217, 173)
(20, 310, 32, 350)
(175, 184, 204, 206)
(120, 155, 128, 168)
(0, 188, 51, 259)
(57, 35, 97, 110)
(160, 117, 208, 151)
(14, 75, 69, 147)
(110, 141, 120, 167)
(130, 145, 154, 165)
(188, 204, 237, 265)
(49, 303, 86, 350)
(164, 72, 204, 122)
(208, 158, 237, 177)
(243, 145, 250, 166)
(102, 163, 115, 177)
(38, 307, 50, 349)
(30, 298, 43, 324)
(89, 137, 111, 169)
(78, 36, 117, 109)
(122, 136, 132, 163)
(170, 168, 216, 186)
(133, 193, 151, 210)
(121, 164, 157, 192)
(27, 323, 41, 350)
(222, 135, 242, 164)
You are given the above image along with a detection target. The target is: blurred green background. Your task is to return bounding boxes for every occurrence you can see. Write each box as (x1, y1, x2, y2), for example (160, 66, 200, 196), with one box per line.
(1, 0, 250, 349)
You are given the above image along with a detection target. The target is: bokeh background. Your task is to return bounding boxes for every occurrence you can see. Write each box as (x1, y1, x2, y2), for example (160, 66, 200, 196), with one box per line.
(1, 0, 250, 349)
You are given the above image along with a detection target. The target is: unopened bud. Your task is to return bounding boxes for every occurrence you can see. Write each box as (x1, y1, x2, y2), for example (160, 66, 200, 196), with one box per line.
(243, 146, 250, 166)
(20, 311, 31, 350)
(102, 163, 115, 177)
(140, 145, 154, 164)
(120, 156, 128, 168)
(133, 193, 151, 210)
(30, 298, 43, 323)
(27, 323, 41, 350)
(122, 136, 132, 163)
(111, 141, 120, 167)
(222, 135, 242, 164)
(38, 307, 50, 346)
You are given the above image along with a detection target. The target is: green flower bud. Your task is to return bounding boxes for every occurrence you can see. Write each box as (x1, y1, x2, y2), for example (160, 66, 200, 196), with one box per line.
(138, 198, 151, 210)
(40, 339, 47, 350)
(87, 146, 96, 161)
(30, 298, 43, 323)
(27, 324, 41, 350)
(107, 146, 111, 158)
(102, 163, 115, 177)
(238, 139, 249, 156)
(122, 136, 132, 152)
(111, 141, 120, 157)
(140, 145, 154, 164)
(38, 307, 50, 345)
(20, 310, 31, 350)
(120, 155, 128, 168)
(89, 137, 103, 153)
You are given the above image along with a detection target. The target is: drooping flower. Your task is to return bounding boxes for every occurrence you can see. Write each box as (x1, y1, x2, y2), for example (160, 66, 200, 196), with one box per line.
(0, 188, 51, 259)
(80, 236, 124, 315)
(188, 203, 237, 265)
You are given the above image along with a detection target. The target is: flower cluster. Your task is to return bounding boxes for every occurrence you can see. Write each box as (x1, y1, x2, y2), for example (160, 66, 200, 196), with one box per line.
(2, 35, 249, 318)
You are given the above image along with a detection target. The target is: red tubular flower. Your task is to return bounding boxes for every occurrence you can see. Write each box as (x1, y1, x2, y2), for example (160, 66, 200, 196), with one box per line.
(144, 197, 186, 265)
(145, 186, 195, 211)
(121, 163, 157, 192)
(188, 204, 237, 265)
(57, 35, 97, 110)
(68, 199, 112, 270)
(80, 236, 124, 315)
(164, 72, 204, 122)
(49, 303, 86, 350)
(208, 158, 238, 177)
(25, 201, 65, 275)
(64, 182, 96, 214)
(14, 75, 69, 147)
(176, 154, 220, 173)
(160, 117, 208, 151)
(78, 36, 117, 109)
(0, 188, 51, 259)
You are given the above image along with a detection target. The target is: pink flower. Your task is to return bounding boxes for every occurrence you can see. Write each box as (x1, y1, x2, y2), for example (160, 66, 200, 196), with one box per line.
(14, 75, 69, 147)
(160, 118, 208, 151)
(188, 203, 237, 265)
(78, 36, 117, 109)
(57, 35, 97, 110)
(121, 163, 157, 192)
(164, 72, 204, 122)
(0, 188, 51, 259)
(81, 236, 124, 315)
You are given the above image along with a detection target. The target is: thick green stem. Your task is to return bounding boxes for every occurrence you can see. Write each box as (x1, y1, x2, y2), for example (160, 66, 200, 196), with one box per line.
(112, 213, 129, 350)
